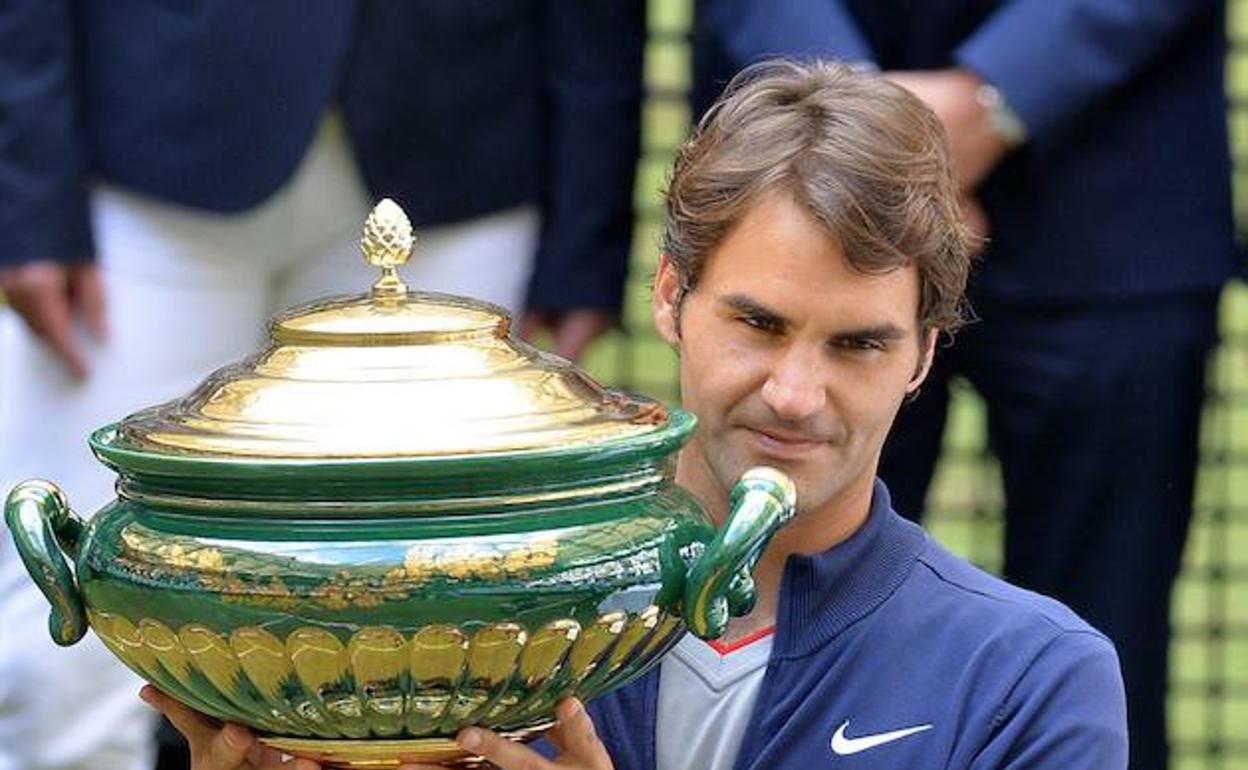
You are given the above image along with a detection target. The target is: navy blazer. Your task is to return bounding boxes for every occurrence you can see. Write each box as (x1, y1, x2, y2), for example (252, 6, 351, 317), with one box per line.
(694, 0, 1240, 303)
(0, 0, 644, 311)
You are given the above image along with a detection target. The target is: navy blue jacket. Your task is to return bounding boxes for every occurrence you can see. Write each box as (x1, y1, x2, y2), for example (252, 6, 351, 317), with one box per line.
(583, 481, 1128, 769)
(694, 0, 1239, 302)
(0, 1, 644, 311)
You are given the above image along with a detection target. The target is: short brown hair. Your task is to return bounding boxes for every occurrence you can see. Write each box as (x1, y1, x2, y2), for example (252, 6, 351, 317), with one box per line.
(663, 59, 976, 334)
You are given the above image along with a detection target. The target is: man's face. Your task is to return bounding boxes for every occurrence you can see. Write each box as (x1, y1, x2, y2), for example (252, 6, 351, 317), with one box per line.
(653, 192, 936, 522)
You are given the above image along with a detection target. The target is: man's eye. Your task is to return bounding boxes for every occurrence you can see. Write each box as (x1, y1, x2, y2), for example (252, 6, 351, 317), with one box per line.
(838, 338, 885, 352)
(738, 315, 780, 332)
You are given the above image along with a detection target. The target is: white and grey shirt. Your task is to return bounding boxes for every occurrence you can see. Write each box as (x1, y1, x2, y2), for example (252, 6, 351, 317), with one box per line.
(655, 629, 774, 770)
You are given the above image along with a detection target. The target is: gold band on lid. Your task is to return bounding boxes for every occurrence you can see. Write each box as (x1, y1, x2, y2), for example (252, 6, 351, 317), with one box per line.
(361, 198, 414, 296)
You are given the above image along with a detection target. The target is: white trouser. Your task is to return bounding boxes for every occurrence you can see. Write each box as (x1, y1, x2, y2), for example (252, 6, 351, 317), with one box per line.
(0, 119, 538, 770)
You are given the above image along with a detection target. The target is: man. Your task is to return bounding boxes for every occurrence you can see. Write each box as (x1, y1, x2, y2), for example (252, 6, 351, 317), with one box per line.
(0, 3, 643, 769)
(146, 60, 1128, 770)
(693, 4, 1238, 769)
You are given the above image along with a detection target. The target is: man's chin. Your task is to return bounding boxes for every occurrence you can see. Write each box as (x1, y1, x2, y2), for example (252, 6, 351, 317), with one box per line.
(722, 456, 820, 498)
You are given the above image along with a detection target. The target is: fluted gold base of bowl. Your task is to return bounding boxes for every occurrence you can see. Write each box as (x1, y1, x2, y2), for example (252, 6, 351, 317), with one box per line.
(260, 724, 552, 769)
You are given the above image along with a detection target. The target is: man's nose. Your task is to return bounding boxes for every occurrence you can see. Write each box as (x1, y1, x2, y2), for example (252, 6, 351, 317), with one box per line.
(760, 347, 826, 421)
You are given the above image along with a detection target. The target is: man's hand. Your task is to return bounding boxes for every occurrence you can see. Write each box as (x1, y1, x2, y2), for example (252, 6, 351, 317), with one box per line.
(885, 68, 1007, 189)
(520, 310, 614, 362)
(400, 698, 613, 770)
(139, 686, 321, 770)
(0, 260, 106, 380)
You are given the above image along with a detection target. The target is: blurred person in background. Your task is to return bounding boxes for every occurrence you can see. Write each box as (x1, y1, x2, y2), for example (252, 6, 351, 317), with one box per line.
(0, 3, 644, 770)
(693, 1, 1238, 768)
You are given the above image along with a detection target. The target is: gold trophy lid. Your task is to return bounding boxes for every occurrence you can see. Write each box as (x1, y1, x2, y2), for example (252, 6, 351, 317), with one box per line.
(107, 199, 668, 461)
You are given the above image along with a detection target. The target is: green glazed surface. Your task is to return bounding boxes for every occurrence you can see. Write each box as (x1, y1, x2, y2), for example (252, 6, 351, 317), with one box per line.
(78, 483, 706, 738)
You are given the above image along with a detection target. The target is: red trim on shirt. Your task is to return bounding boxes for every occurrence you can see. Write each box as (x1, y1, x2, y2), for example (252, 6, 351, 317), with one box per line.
(707, 627, 775, 656)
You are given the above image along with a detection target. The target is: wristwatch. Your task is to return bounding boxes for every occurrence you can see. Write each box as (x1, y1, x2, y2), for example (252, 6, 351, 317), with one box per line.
(975, 83, 1027, 150)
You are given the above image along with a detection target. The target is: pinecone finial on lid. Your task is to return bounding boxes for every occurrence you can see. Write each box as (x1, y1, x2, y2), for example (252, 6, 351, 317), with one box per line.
(361, 198, 414, 295)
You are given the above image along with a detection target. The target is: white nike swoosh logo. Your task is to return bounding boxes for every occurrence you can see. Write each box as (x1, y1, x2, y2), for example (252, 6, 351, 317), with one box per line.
(830, 720, 934, 755)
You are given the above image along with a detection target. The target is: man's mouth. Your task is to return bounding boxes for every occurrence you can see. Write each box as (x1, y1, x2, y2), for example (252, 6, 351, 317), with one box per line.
(744, 426, 828, 460)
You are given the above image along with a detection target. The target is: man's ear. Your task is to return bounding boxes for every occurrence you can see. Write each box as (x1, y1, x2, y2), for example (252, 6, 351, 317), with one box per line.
(652, 253, 682, 346)
(907, 328, 939, 393)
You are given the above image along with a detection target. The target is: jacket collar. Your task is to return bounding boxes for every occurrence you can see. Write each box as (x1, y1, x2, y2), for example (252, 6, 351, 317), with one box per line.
(772, 479, 927, 658)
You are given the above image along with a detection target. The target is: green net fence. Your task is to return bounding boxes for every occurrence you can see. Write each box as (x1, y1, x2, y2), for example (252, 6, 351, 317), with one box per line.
(574, 2, 1248, 767)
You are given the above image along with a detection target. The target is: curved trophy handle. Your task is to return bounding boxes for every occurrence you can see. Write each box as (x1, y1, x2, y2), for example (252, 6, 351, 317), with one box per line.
(683, 467, 796, 639)
(4, 480, 88, 645)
